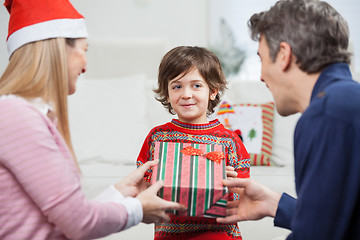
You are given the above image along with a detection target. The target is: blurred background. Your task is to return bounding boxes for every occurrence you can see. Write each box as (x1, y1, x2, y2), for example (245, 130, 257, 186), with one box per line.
(1, 0, 359, 81)
(0, 2, 358, 239)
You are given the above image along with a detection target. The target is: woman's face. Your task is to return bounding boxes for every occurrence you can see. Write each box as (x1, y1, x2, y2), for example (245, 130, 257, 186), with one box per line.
(66, 38, 88, 95)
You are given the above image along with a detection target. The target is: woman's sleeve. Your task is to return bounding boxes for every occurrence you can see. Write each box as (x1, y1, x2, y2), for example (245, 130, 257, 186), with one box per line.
(94, 185, 143, 230)
(0, 100, 132, 239)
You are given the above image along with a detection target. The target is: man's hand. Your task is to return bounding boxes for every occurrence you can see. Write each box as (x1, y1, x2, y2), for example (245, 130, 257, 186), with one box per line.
(217, 178, 281, 224)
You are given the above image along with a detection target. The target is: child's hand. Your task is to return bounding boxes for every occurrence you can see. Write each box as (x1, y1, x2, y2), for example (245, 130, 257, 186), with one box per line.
(226, 166, 237, 179)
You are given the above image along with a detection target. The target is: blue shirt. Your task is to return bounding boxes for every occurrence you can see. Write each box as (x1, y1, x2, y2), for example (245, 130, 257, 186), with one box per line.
(274, 63, 360, 239)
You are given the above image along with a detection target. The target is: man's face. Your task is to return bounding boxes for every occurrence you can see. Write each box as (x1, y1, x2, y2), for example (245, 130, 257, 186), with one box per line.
(257, 35, 295, 116)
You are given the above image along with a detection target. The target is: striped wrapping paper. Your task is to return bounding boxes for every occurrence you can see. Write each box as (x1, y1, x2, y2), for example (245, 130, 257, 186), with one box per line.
(150, 141, 229, 218)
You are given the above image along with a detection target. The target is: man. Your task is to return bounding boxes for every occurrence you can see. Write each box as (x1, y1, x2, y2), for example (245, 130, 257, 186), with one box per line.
(217, 0, 360, 239)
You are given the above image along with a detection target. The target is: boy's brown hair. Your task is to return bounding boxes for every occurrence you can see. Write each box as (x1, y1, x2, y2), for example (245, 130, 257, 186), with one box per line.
(154, 46, 227, 116)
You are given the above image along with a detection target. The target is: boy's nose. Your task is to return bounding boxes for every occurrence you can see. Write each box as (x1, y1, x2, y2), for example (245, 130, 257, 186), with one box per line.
(181, 87, 193, 99)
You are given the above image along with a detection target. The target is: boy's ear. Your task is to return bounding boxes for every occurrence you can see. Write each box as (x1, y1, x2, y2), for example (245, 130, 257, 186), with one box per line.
(210, 89, 219, 100)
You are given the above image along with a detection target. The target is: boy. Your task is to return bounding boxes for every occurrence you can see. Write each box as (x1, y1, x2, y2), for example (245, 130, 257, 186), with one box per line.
(137, 46, 250, 240)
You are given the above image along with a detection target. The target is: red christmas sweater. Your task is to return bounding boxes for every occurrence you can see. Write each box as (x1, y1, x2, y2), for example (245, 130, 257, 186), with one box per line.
(137, 119, 250, 240)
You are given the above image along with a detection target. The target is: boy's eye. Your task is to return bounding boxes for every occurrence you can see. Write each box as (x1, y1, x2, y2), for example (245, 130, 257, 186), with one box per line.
(193, 84, 202, 88)
(172, 85, 181, 90)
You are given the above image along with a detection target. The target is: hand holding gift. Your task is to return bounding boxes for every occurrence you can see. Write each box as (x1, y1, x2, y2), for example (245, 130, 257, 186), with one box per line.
(136, 180, 187, 224)
(114, 160, 155, 197)
(226, 165, 238, 179)
(115, 160, 187, 224)
(216, 178, 281, 224)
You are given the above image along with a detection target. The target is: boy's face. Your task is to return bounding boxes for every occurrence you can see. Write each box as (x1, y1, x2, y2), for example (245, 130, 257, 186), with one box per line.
(167, 67, 214, 124)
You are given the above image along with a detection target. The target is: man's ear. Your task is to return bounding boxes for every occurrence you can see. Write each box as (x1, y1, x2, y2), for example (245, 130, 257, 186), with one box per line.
(278, 41, 292, 71)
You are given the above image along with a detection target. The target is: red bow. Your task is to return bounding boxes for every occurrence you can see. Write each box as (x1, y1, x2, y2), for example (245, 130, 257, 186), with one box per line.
(180, 146, 225, 164)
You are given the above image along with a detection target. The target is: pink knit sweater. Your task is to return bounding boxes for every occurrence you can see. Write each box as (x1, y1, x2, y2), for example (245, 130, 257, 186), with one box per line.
(0, 96, 132, 239)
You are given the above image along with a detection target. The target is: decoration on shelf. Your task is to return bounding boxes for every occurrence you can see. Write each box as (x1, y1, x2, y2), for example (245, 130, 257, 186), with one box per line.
(210, 18, 246, 78)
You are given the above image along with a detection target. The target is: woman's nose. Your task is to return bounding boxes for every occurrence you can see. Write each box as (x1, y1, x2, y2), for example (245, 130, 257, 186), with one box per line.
(82, 57, 88, 74)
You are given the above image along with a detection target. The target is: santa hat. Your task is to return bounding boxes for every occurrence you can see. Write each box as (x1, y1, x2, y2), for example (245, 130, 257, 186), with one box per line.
(4, 0, 88, 57)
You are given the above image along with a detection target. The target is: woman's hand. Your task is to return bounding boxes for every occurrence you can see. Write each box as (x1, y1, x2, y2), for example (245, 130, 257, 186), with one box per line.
(114, 161, 155, 197)
(136, 180, 186, 224)
(114, 160, 186, 224)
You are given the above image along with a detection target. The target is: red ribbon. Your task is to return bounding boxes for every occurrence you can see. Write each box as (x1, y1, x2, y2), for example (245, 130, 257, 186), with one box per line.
(180, 146, 225, 164)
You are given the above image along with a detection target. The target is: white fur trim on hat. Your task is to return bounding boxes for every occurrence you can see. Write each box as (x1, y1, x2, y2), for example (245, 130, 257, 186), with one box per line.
(7, 18, 88, 57)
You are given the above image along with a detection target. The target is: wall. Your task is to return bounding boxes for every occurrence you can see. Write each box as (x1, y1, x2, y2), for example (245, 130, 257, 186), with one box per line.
(0, 0, 359, 79)
(209, 0, 360, 81)
(72, 0, 208, 47)
(0, 6, 8, 74)
(0, 0, 209, 74)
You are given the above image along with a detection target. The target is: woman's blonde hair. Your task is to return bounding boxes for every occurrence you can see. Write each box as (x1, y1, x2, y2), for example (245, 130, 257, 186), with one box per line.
(0, 38, 78, 169)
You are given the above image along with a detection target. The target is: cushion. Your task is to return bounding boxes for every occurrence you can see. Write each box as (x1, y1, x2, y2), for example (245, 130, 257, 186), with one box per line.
(68, 74, 149, 165)
(216, 101, 275, 166)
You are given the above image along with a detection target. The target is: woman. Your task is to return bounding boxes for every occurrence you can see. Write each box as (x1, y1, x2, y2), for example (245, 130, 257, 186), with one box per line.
(0, 0, 184, 239)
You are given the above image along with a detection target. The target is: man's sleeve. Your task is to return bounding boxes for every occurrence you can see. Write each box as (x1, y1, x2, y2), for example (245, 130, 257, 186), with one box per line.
(274, 193, 296, 230)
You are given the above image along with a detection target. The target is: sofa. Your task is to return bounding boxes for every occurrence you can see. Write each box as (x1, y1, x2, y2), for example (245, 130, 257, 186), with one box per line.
(69, 39, 300, 240)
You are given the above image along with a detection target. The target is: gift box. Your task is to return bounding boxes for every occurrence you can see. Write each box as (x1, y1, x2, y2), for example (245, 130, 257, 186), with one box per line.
(150, 141, 229, 218)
